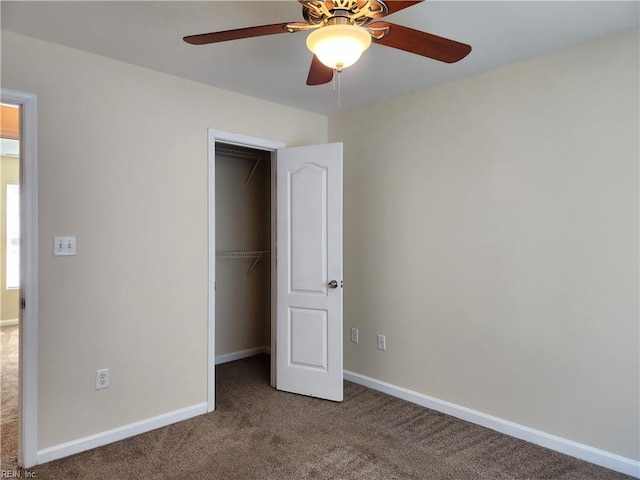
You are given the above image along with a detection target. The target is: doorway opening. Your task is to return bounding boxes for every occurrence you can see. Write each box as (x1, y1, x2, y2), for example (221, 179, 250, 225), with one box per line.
(1, 102, 21, 469)
(214, 142, 273, 382)
(1, 88, 38, 469)
(207, 129, 284, 411)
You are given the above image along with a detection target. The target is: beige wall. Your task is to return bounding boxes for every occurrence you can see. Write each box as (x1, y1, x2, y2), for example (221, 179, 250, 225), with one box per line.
(1, 30, 327, 449)
(329, 29, 639, 460)
(215, 151, 271, 355)
(1, 155, 20, 321)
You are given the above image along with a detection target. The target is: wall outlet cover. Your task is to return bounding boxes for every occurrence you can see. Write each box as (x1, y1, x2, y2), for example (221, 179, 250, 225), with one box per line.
(96, 368, 109, 390)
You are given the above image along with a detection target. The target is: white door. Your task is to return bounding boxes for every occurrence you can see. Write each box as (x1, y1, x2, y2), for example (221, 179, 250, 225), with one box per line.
(276, 143, 343, 402)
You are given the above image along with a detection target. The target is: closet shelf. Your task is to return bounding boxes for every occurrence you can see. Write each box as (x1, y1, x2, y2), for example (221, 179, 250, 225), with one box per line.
(216, 250, 270, 259)
(215, 145, 267, 184)
(216, 250, 271, 276)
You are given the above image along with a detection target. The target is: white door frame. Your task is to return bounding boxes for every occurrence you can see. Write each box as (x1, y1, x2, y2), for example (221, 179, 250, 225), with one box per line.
(1, 89, 38, 468)
(207, 129, 285, 412)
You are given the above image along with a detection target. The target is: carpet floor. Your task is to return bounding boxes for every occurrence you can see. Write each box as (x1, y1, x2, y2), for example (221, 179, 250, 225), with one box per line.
(1, 325, 19, 470)
(1, 352, 631, 479)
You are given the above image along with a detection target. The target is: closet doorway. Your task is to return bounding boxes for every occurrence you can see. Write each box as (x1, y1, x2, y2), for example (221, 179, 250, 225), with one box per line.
(207, 130, 284, 411)
(214, 142, 274, 375)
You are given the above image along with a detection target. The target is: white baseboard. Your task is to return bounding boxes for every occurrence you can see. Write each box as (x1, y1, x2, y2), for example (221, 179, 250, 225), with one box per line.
(1, 318, 19, 327)
(215, 346, 270, 365)
(36, 402, 208, 465)
(344, 371, 639, 479)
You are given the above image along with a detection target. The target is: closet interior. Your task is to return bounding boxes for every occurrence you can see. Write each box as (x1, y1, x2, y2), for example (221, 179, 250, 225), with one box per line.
(215, 143, 272, 373)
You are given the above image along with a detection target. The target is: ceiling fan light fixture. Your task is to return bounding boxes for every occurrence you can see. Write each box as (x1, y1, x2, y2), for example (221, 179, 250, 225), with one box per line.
(306, 24, 372, 71)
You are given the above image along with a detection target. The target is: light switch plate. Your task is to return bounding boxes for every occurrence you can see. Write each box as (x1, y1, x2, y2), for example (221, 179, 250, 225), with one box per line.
(53, 236, 77, 256)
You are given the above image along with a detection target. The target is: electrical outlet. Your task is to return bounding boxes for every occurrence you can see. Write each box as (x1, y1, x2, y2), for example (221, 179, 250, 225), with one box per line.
(96, 368, 109, 390)
(351, 328, 359, 344)
(377, 334, 386, 351)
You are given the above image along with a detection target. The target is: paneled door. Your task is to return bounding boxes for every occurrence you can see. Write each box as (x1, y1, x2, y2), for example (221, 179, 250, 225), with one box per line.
(276, 143, 343, 401)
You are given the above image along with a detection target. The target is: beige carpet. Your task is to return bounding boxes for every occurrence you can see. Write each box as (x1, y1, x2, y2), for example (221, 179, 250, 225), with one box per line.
(0, 325, 19, 470)
(1, 353, 630, 479)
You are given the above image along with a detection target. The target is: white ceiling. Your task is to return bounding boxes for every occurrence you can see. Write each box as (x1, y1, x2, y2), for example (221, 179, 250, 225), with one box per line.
(2, 1, 638, 116)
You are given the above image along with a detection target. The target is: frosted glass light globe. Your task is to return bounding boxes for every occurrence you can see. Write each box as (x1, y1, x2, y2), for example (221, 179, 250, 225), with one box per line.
(306, 24, 372, 70)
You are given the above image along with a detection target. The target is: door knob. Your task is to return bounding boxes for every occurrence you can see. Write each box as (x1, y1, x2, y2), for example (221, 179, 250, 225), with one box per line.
(328, 280, 338, 289)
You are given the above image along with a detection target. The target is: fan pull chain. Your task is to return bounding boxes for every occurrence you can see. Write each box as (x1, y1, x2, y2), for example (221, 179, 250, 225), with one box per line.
(332, 68, 342, 109)
(338, 69, 342, 108)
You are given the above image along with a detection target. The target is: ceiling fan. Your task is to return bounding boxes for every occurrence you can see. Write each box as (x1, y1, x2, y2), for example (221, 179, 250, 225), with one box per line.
(183, 0, 471, 86)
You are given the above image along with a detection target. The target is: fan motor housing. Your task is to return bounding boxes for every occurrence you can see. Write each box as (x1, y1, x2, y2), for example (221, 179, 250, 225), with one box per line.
(301, 0, 389, 26)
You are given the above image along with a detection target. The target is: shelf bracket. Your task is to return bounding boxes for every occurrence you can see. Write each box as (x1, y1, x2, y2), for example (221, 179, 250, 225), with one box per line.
(245, 158, 262, 184)
(246, 252, 263, 276)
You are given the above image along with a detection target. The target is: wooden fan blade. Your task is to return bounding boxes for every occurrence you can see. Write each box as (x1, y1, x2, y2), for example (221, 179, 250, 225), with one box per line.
(384, 1, 425, 16)
(370, 21, 471, 63)
(184, 23, 293, 45)
(307, 55, 334, 86)
(359, 1, 424, 19)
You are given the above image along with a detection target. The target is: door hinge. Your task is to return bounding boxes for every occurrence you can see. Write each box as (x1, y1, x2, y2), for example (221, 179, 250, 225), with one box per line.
(21, 298, 26, 309)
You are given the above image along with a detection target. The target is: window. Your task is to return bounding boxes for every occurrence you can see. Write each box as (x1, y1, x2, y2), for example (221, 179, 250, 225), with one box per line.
(6, 183, 19, 289)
